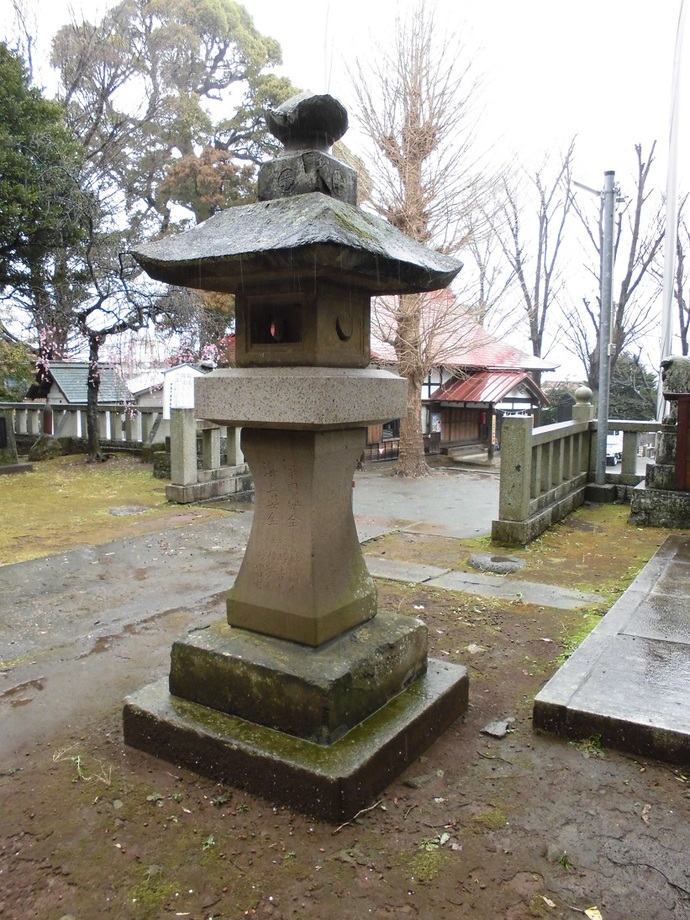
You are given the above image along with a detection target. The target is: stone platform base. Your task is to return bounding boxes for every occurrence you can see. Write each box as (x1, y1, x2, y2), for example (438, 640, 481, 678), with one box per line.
(169, 613, 428, 744)
(584, 482, 617, 503)
(123, 659, 468, 822)
(166, 465, 253, 504)
(629, 483, 690, 529)
(534, 535, 690, 764)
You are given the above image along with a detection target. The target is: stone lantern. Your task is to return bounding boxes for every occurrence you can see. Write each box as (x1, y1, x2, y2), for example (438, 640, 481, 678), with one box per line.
(630, 355, 690, 527)
(123, 92, 469, 820)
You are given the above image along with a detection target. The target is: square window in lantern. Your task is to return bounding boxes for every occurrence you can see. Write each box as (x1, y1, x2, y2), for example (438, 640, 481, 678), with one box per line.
(250, 301, 303, 345)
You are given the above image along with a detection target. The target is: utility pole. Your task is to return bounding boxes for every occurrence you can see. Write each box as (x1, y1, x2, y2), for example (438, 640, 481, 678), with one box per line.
(658, 0, 686, 420)
(595, 170, 616, 486)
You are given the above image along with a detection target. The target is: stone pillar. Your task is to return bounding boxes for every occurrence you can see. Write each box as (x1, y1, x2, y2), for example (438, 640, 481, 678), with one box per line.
(140, 411, 153, 443)
(497, 415, 533, 522)
(111, 413, 124, 442)
(621, 430, 639, 476)
(571, 386, 595, 423)
(201, 426, 221, 470)
(0, 409, 18, 465)
(170, 408, 197, 486)
(227, 427, 375, 646)
(225, 426, 244, 466)
(124, 413, 138, 443)
(552, 438, 563, 486)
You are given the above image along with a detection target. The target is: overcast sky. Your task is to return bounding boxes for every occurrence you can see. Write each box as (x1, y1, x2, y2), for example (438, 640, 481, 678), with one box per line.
(29, 0, 686, 185)
(251, 0, 685, 190)
(12, 0, 689, 376)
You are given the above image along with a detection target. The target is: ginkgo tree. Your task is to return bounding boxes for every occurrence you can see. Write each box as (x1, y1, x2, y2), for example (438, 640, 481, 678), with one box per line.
(352, 1, 489, 476)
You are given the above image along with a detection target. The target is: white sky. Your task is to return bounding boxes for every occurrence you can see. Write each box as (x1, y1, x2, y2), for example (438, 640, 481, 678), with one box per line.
(27, 0, 685, 184)
(8, 0, 689, 377)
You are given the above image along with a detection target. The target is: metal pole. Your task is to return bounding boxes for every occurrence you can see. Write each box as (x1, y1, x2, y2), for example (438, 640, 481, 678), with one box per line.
(657, 0, 686, 420)
(595, 170, 615, 486)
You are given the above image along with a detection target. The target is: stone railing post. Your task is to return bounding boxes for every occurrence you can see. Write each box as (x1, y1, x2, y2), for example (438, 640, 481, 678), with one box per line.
(621, 429, 639, 476)
(201, 425, 221, 470)
(108, 411, 121, 442)
(225, 426, 244, 466)
(498, 415, 533, 522)
(571, 385, 595, 423)
(170, 408, 198, 486)
(570, 386, 595, 472)
(124, 412, 141, 443)
(140, 410, 153, 443)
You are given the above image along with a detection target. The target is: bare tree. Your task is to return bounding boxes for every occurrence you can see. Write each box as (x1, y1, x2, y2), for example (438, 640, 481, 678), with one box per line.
(351, 1, 487, 476)
(372, 290, 476, 373)
(458, 214, 517, 335)
(490, 141, 576, 389)
(7, 0, 37, 80)
(564, 143, 664, 394)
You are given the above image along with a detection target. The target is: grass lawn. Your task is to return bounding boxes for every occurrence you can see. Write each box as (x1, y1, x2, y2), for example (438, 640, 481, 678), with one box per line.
(0, 454, 225, 566)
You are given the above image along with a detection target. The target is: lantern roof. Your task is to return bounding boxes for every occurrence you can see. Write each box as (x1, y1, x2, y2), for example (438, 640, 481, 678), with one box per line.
(132, 91, 462, 295)
(132, 191, 461, 295)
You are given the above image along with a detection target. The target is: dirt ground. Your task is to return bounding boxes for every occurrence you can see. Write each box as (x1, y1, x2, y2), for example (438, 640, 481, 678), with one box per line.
(2, 464, 689, 920)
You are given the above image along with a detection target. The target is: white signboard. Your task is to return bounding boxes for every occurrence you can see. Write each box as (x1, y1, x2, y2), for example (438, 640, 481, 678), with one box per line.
(163, 368, 201, 419)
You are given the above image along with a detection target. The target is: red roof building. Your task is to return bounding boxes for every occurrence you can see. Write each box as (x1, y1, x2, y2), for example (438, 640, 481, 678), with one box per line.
(369, 296, 555, 458)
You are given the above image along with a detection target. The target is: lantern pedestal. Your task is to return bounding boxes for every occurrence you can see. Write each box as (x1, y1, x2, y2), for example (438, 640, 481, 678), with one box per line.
(123, 656, 468, 822)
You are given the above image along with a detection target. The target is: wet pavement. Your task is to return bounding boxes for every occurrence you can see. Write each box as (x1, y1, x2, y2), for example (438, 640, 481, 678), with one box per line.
(365, 555, 602, 610)
(0, 464, 502, 761)
(534, 533, 690, 762)
(352, 463, 500, 540)
(1, 467, 500, 659)
(2, 459, 684, 770)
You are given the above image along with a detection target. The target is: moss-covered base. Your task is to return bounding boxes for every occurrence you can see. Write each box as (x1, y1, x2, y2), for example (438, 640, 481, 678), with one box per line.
(123, 658, 469, 822)
(629, 485, 690, 528)
(169, 612, 428, 744)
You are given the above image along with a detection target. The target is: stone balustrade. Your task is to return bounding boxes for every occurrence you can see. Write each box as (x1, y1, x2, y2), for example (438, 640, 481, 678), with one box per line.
(0, 401, 168, 448)
(165, 408, 252, 503)
(492, 402, 662, 545)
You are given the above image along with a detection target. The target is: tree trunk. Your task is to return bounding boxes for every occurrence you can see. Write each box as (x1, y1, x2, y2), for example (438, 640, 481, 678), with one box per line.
(86, 335, 103, 461)
(396, 372, 429, 477)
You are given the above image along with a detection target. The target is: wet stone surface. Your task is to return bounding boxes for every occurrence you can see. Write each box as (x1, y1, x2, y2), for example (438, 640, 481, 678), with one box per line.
(108, 506, 149, 516)
(468, 552, 527, 575)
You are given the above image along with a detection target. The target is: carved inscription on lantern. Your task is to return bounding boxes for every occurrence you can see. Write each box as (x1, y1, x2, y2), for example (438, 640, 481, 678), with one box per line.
(257, 454, 303, 532)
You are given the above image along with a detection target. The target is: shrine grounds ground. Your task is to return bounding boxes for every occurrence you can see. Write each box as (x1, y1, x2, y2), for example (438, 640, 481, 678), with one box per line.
(2, 454, 690, 920)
